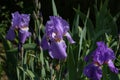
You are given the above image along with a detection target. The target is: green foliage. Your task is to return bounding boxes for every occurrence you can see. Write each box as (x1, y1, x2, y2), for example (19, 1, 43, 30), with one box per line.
(52, 0, 58, 16)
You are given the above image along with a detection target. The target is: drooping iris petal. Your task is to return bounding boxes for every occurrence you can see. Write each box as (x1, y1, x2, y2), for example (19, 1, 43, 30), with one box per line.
(49, 40, 67, 59)
(65, 32, 75, 44)
(6, 28, 16, 41)
(83, 63, 102, 80)
(107, 60, 119, 74)
(41, 35, 49, 50)
(19, 28, 31, 44)
(92, 41, 115, 65)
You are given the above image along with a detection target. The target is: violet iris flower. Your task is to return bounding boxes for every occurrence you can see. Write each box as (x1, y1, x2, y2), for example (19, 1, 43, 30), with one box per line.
(84, 41, 119, 80)
(6, 11, 31, 44)
(92, 42, 115, 65)
(92, 41, 118, 73)
(41, 16, 75, 59)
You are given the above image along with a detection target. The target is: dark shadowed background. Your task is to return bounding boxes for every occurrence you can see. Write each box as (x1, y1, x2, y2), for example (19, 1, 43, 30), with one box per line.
(0, 0, 120, 33)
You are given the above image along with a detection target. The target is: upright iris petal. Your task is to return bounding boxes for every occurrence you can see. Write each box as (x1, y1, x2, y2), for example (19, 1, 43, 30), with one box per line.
(83, 63, 102, 80)
(45, 16, 75, 43)
(11, 11, 21, 29)
(92, 41, 116, 65)
(41, 16, 75, 59)
(6, 11, 31, 44)
(20, 14, 30, 27)
(49, 16, 69, 36)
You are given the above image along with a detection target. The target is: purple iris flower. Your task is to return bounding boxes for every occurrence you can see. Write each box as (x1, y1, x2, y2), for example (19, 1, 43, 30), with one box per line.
(84, 41, 118, 80)
(83, 63, 102, 80)
(92, 41, 118, 73)
(6, 11, 31, 44)
(92, 41, 115, 65)
(41, 16, 75, 59)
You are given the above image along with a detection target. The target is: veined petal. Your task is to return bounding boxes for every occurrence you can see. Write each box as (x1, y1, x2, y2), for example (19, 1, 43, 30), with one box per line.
(49, 40, 67, 59)
(93, 51, 104, 65)
(41, 35, 49, 50)
(107, 60, 119, 74)
(11, 11, 30, 29)
(106, 48, 116, 60)
(12, 11, 21, 28)
(19, 28, 31, 43)
(20, 14, 30, 27)
(45, 16, 70, 41)
(65, 32, 75, 44)
(6, 28, 16, 41)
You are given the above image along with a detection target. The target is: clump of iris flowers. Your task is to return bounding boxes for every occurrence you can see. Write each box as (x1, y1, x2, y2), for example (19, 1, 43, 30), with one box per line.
(84, 41, 119, 80)
(6, 11, 31, 44)
(41, 16, 75, 59)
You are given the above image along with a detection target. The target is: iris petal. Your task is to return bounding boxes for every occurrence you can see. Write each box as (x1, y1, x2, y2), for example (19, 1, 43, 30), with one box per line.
(19, 29, 31, 43)
(45, 16, 73, 41)
(84, 63, 102, 80)
(107, 60, 119, 74)
(6, 28, 16, 41)
(12, 11, 21, 28)
(49, 40, 67, 59)
(65, 32, 75, 44)
(20, 14, 30, 27)
(11, 11, 30, 29)
(41, 35, 49, 50)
